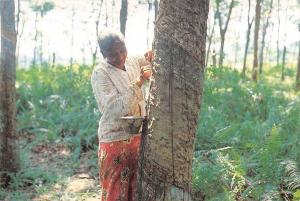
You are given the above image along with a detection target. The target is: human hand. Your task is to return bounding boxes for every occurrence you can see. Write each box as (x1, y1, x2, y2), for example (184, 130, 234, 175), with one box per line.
(141, 65, 152, 80)
(144, 50, 154, 63)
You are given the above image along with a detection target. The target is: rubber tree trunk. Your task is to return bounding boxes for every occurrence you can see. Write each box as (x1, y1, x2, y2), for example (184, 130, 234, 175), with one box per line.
(281, 46, 286, 81)
(52, 52, 56, 68)
(276, 0, 281, 67)
(0, 0, 20, 184)
(259, 0, 273, 74)
(33, 12, 38, 67)
(242, 23, 253, 76)
(242, 0, 254, 77)
(70, 6, 75, 67)
(120, 0, 128, 35)
(216, 0, 235, 67)
(136, 0, 209, 200)
(296, 42, 300, 91)
(205, 14, 216, 68)
(252, 0, 261, 81)
(154, 0, 158, 19)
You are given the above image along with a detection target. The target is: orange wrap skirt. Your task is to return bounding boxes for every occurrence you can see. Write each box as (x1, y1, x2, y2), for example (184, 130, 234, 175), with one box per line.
(98, 135, 141, 201)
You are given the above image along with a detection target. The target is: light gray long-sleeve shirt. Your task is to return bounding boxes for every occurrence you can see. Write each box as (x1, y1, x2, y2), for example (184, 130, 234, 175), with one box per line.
(91, 56, 148, 143)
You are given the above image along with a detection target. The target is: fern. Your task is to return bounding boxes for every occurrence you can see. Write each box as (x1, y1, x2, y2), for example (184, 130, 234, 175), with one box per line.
(281, 160, 300, 192)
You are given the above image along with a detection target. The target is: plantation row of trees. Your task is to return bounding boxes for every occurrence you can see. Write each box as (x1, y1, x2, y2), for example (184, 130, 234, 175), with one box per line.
(206, 0, 300, 83)
(13, 0, 300, 85)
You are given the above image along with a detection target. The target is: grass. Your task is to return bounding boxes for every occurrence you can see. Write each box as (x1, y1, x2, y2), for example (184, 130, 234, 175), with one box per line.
(1, 63, 299, 200)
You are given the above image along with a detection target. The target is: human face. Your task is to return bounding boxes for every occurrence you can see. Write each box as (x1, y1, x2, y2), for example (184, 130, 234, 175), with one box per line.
(106, 40, 127, 70)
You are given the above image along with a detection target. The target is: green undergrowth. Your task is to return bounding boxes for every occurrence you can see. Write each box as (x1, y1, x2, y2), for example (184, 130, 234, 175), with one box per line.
(193, 66, 300, 200)
(17, 64, 100, 151)
(1, 63, 299, 200)
(1, 65, 100, 200)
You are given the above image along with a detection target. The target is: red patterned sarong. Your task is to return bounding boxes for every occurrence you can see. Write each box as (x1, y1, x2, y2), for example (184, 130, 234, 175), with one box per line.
(98, 135, 141, 201)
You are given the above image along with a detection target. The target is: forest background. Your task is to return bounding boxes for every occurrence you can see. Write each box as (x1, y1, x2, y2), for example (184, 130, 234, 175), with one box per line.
(0, 0, 300, 200)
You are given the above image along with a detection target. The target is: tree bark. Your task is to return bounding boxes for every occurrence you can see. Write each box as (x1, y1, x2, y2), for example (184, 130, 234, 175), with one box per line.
(242, 0, 254, 76)
(154, 0, 158, 20)
(296, 42, 300, 91)
(52, 52, 56, 68)
(120, 0, 128, 35)
(0, 0, 20, 184)
(146, 0, 152, 48)
(212, 48, 217, 67)
(276, 0, 280, 67)
(33, 11, 38, 67)
(216, 0, 235, 67)
(281, 46, 286, 81)
(70, 6, 75, 67)
(252, 0, 261, 81)
(136, 0, 209, 200)
(259, 0, 273, 74)
(205, 14, 216, 68)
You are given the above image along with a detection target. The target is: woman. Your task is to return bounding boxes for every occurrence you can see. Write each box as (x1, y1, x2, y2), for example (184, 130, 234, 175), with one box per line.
(91, 30, 152, 201)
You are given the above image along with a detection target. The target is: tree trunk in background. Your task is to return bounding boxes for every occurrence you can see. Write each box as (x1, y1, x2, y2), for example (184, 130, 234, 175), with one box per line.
(296, 42, 300, 91)
(219, 32, 225, 67)
(216, 0, 235, 67)
(242, 0, 254, 77)
(146, 0, 152, 48)
(154, 0, 158, 20)
(252, 0, 261, 81)
(105, 0, 108, 27)
(212, 48, 217, 67)
(205, 14, 216, 68)
(280, 0, 289, 81)
(259, 0, 273, 74)
(136, 0, 209, 200)
(16, 19, 25, 68)
(39, 32, 43, 65)
(0, 0, 20, 185)
(276, 0, 280, 67)
(70, 6, 75, 67)
(281, 46, 286, 81)
(33, 12, 38, 67)
(120, 0, 128, 35)
(52, 52, 56, 68)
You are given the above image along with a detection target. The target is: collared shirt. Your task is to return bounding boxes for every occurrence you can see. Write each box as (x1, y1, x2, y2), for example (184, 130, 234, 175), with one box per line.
(91, 55, 148, 143)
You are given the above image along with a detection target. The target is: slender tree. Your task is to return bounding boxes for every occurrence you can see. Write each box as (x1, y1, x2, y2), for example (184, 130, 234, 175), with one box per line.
(30, 1, 54, 67)
(259, 0, 273, 74)
(154, 0, 158, 19)
(146, 0, 152, 48)
(136, 0, 209, 200)
(32, 10, 39, 67)
(242, 0, 254, 76)
(70, 6, 75, 67)
(281, 46, 287, 80)
(276, 0, 281, 67)
(252, 0, 261, 81)
(296, 41, 300, 91)
(120, 0, 128, 35)
(205, 11, 216, 68)
(280, 0, 290, 81)
(104, 0, 108, 27)
(216, 0, 235, 67)
(0, 0, 20, 185)
(15, 0, 26, 67)
(89, 0, 104, 67)
(52, 52, 56, 68)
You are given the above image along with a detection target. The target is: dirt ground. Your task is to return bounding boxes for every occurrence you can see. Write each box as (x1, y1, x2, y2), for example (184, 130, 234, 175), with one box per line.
(2, 131, 101, 201)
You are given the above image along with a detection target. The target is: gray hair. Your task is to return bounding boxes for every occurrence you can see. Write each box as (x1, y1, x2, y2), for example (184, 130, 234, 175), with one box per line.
(97, 29, 125, 58)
